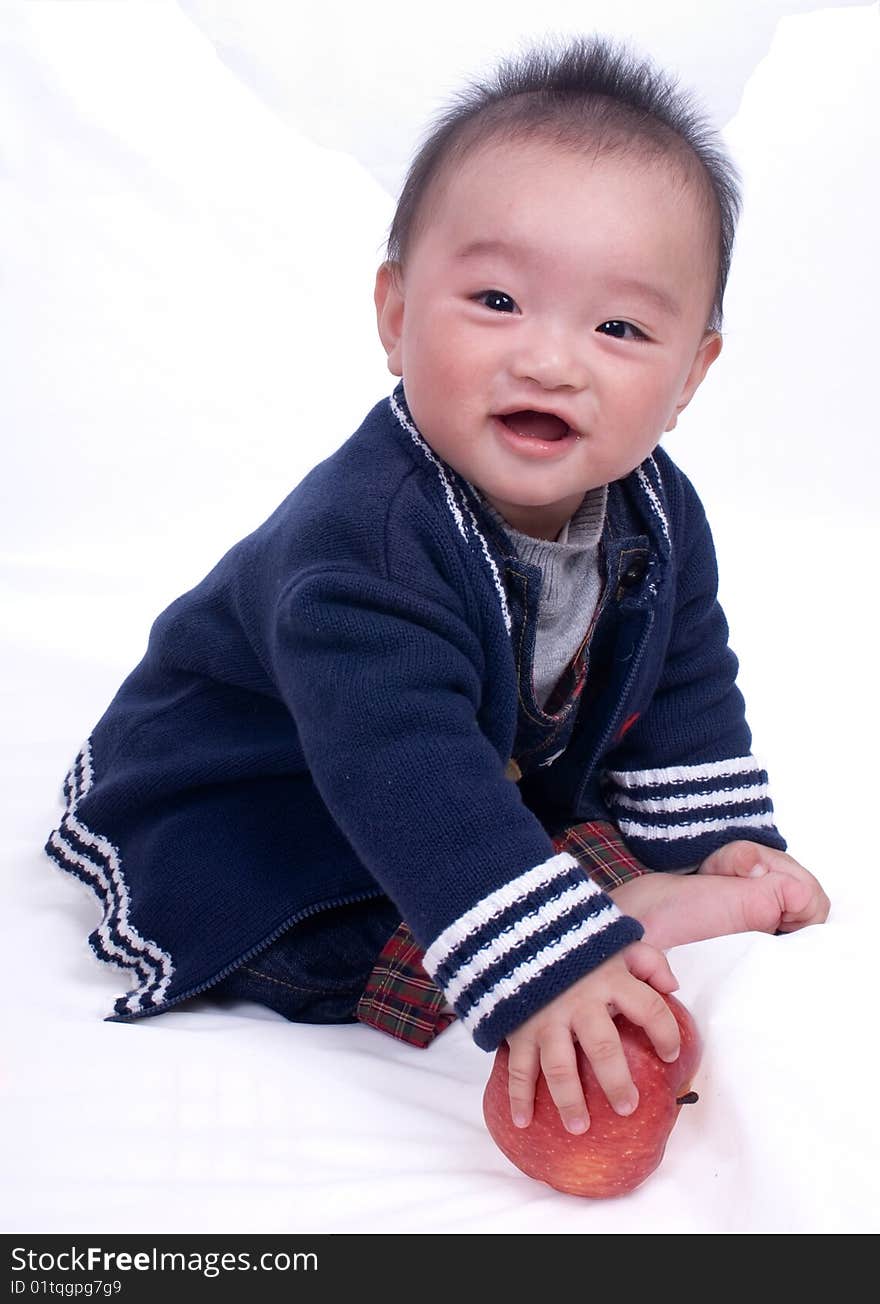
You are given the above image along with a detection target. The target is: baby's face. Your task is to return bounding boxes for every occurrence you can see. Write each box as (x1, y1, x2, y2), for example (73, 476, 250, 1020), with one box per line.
(375, 137, 722, 539)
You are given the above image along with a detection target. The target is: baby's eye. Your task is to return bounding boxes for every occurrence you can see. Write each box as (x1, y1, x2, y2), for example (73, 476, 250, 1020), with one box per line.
(596, 320, 647, 341)
(474, 290, 519, 314)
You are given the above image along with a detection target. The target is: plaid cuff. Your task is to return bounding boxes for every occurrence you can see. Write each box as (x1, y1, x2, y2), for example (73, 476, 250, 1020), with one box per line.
(550, 819, 650, 892)
(356, 921, 457, 1049)
(355, 821, 647, 1050)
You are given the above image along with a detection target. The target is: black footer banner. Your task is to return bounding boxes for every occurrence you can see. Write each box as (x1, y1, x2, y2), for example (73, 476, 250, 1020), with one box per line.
(4, 1235, 551, 1299)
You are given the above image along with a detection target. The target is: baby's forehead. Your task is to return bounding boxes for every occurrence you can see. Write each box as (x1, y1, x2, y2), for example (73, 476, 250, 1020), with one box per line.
(434, 136, 718, 249)
(436, 132, 700, 216)
(416, 136, 719, 317)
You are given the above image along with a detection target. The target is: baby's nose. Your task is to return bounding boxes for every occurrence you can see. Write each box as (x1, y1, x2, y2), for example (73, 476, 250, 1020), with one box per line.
(510, 325, 588, 390)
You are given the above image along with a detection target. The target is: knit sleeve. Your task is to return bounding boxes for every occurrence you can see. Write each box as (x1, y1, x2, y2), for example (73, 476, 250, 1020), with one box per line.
(599, 467, 788, 869)
(273, 568, 643, 1052)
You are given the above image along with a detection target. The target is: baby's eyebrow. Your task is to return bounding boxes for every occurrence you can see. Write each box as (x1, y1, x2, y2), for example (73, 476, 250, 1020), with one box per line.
(455, 238, 682, 320)
(455, 238, 521, 262)
(601, 275, 682, 320)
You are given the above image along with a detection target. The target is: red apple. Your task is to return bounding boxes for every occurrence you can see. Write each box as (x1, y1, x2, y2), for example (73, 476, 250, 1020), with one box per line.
(482, 993, 701, 1198)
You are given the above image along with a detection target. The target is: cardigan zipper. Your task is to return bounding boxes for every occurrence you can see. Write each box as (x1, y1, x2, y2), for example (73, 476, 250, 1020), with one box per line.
(574, 610, 655, 810)
(108, 885, 389, 1022)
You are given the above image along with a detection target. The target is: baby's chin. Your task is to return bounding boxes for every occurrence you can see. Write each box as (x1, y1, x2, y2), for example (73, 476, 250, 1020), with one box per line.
(480, 474, 597, 506)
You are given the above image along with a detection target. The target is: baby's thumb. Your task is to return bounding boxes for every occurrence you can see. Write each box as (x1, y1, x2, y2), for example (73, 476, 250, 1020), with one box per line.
(624, 940, 679, 993)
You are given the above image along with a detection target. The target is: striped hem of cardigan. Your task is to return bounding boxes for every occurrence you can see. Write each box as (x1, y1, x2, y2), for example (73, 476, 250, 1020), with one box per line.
(357, 828, 646, 1050)
(44, 741, 176, 1016)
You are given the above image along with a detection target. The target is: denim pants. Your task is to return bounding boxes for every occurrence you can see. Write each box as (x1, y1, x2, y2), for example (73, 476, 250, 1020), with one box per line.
(209, 895, 405, 1024)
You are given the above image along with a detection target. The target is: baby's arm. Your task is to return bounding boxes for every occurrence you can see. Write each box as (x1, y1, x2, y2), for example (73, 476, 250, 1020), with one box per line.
(505, 941, 680, 1135)
(608, 841, 829, 951)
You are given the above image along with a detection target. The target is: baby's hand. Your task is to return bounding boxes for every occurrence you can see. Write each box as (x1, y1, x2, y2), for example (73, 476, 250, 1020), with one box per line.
(699, 841, 830, 931)
(504, 941, 680, 1135)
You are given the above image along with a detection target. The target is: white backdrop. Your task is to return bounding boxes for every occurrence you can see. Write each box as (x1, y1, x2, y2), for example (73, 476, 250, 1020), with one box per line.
(177, 0, 865, 194)
(2, 0, 878, 1235)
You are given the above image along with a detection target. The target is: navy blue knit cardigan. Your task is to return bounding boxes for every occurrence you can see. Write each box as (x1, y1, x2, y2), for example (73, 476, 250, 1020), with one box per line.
(45, 383, 785, 1050)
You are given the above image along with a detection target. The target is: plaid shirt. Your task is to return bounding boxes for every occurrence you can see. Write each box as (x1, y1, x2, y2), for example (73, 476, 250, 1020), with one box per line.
(356, 820, 649, 1048)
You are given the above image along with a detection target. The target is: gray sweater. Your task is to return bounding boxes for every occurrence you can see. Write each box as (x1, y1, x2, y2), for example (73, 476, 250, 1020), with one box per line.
(479, 485, 608, 710)
(480, 485, 700, 872)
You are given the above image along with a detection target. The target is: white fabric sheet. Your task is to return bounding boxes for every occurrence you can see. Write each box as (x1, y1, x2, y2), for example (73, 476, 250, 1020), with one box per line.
(3, 2, 879, 1234)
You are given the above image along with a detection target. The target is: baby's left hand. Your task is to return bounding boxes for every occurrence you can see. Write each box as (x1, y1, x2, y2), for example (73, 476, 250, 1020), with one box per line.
(698, 841, 830, 931)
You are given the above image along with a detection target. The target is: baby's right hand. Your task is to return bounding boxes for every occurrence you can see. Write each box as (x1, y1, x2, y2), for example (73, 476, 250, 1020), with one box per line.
(504, 941, 681, 1135)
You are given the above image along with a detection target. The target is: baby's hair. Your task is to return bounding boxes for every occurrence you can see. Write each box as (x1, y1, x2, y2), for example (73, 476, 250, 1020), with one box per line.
(385, 34, 741, 331)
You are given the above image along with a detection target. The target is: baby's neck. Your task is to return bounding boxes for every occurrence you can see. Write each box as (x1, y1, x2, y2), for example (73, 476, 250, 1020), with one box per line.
(478, 491, 595, 541)
(480, 486, 607, 547)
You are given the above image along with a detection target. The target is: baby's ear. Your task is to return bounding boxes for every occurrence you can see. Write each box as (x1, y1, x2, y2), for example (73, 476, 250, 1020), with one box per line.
(665, 330, 723, 431)
(374, 261, 405, 376)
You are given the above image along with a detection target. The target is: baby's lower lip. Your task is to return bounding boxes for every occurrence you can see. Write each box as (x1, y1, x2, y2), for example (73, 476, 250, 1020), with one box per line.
(491, 415, 580, 458)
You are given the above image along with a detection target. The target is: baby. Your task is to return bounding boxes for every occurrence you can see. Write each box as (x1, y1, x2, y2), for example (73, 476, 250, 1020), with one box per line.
(45, 35, 829, 1143)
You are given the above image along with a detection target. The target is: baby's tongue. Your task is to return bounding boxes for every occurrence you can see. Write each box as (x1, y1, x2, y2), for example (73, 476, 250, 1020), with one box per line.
(502, 410, 569, 441)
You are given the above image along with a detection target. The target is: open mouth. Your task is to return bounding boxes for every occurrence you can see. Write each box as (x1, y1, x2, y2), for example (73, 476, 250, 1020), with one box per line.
(498, 411, 572, 442)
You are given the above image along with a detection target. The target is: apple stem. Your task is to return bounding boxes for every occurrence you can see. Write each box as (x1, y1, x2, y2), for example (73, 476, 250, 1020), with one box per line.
(676, 1091, 699, 1106)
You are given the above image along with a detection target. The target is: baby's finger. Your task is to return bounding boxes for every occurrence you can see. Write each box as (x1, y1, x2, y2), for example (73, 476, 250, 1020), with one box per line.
(776, 872, 816, 922)
(623, 939, 679, 994)
(505, 1037, 540, 1129)
(778, 886, 831, 930)
(699, 841, 779, 878)
(572, 1009, 638, 1120)
(615, 980, 681, 1067)
(539, 1031, 591, 1135)
(819, 888, 832, 922)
